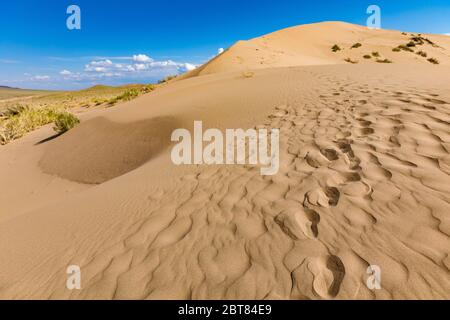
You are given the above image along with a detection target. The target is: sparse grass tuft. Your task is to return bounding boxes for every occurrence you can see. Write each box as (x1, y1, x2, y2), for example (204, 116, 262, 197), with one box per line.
(351, 43, 362, 49)
(376, 58, 393, 63)
(158, 75, 178, 84)
(392, 47, 401, 52)
(363, 54, 372, 59)
(331, 44, 341, 52)
(406, 41, 416, 47)
(371, 51, 380, 57)
(53, 112, 80, 134)
(344, 58, 358, 64)
(416, 51, 427, 57)
(427, 57, 439, 64)
(108, 85, 155, 106)
(396, 45, 414, 52)
(242, 71, 255, 78)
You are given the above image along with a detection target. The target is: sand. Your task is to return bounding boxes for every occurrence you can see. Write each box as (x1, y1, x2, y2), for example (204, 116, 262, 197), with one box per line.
(0, 22, 449, 300)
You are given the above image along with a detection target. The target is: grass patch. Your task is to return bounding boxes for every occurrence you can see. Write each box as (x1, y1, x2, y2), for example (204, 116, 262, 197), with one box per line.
(406, 41, 416, 47)
(158, 75, 178, 84)
(53, 112, 80, 134)
(376, 58, 393, 63)
(0, 105, 79, 144)
(371, 51, 380, 57)
(363, 54, 372, 59)
(427, 57, 439, 64)
(392, 47, 401, 52)
(331, 44, 341, 52)
(242, 71, 255, 78)
(344, 58, 358, 64)
(108, 85, 155, 106)
(416, 51, 427, 57)
(351, 43, 362, 49)
(396, 45, 414, 52)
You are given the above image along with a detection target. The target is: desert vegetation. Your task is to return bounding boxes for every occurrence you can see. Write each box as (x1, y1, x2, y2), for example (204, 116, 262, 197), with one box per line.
(344, 57, 358, 64)
(427, 57, 439, 64)
(376, 58, 393, 63)
(331, 44, 341, 52)
(416, 50, 428, 57)
(0, 83, 157, 145)
(53, 112, 80, 134)
(0, 104, 79, 144)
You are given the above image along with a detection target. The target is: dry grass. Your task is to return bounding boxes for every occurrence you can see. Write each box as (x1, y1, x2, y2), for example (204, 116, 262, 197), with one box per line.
(427, 57, 439, 64)
(53, 112, 80, 134)
(331, 44, 341, 52)
(344, 58, 358, 64)
(242, 71, 255, 78)
(0, 105, 79, 144)
(376, 58, 393, 63)
(416, 51, 428, 57)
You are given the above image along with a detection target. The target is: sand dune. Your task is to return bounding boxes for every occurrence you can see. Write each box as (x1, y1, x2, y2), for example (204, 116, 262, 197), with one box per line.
(0, 22, 450, 300)
(183, 22, 450, 79)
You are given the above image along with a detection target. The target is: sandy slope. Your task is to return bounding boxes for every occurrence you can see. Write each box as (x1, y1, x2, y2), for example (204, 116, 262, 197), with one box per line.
(0, 23, 450, 300)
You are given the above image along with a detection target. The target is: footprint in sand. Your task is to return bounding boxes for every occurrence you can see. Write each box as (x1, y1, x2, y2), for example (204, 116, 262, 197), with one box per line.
(274, 207, 320, 239)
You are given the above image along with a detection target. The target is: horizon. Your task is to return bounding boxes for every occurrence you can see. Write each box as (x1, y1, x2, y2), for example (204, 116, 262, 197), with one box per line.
(1, 0, 450, 90)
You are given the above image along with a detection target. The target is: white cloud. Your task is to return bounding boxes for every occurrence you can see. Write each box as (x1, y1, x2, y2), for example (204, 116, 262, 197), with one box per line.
(444, 33, 450, 36)
(218, 48, 225, 54)
(60, 70, 72, 75)
(179, 63, 196, 72)
(33, 75, 50, 81)
(133, 54, 153, 63)
(52, 53, 197, 86)
(134, 63, 148, 71)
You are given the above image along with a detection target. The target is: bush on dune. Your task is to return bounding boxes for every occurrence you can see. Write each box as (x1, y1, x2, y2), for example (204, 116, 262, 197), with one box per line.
(331, 44, 341, 52)
(344, 57, 358, 64)
(427, 57, 439, 64)
(53, 112, 80, 134)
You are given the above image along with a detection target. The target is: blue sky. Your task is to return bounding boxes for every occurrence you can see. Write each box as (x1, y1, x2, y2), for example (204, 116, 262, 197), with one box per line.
(1, 0, 449, 90)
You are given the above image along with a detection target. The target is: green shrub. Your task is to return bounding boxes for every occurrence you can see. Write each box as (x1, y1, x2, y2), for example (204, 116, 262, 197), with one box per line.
(427, 57, 439, 64)
(397, 45, 414, 52)
(371, 51, 380, 57)
(108, 85, 155, 106)
(331, 44, 341, 52)
(53, 112, 80, 134)
(351, 43, 362, 49)
(344, 57, 358, 64)
(406, 41, 416, 47)
(416, 51, 427, 57)
(376, 58, 393, 63)
(363, 54, 372, 59)
(392, 47, 401, 52)
(158, 75, 178, 84)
